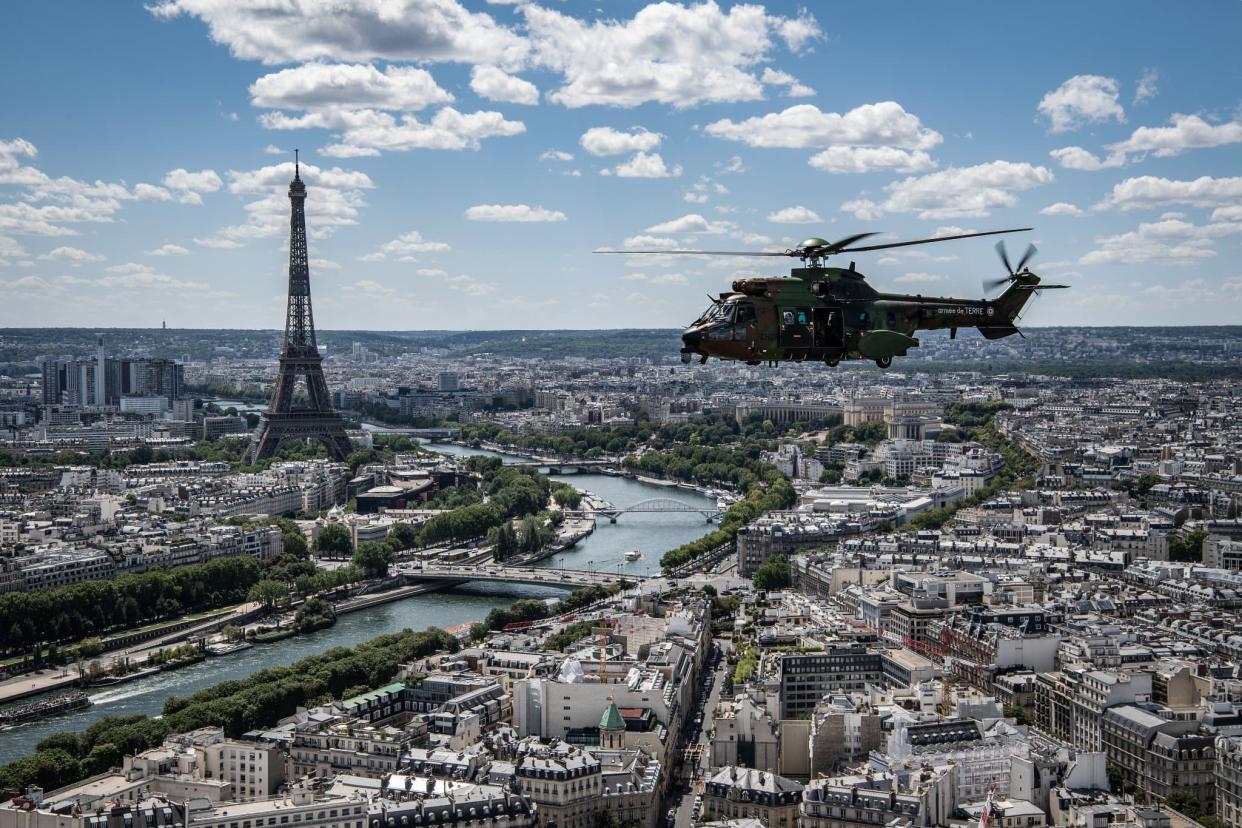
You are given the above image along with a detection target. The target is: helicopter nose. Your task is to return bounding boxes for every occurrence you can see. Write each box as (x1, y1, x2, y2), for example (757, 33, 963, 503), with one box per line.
(681, 327, 702, 349)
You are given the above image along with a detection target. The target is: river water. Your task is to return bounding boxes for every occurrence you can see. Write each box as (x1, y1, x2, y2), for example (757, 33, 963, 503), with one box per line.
(0, 443, 716, 763)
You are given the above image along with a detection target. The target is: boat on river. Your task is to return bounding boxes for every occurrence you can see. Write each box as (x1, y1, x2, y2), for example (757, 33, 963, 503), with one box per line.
(0, 691, 91, 727)
(624, 549, 643, 561)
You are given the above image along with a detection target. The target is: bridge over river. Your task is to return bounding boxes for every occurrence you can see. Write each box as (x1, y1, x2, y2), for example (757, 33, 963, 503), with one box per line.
(398, 563, 645, 590)
(567, 496, 723, 523)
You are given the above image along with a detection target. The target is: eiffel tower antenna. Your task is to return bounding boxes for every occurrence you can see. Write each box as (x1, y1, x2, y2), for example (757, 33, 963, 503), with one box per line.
(246, 158, 353, 465)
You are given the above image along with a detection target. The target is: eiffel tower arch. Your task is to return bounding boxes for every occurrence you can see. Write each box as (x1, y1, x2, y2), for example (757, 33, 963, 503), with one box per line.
(247, 154, 353, 465)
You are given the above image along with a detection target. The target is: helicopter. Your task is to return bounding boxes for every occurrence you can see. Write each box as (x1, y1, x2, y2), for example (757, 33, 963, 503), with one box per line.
(609, 228, 1067, 369)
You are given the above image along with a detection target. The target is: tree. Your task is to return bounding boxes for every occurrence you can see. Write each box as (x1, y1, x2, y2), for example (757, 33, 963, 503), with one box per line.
(1003, 704, 1030, 726)
(353, 541, 396, 578)
(1166, 790, 1213, 824)
(1169, 529, 1208, 562)
(388, 522, 419, 550)
(753, 555, 791, 591)
(281, 530, 308, 558)
(315, 524, 352, 557)
(552, 487, 582, 509)
(248, 579, 288, 611)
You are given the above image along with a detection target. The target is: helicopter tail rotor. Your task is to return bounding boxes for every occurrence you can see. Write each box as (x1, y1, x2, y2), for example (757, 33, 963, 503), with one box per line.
(984, 240, 1038, 295)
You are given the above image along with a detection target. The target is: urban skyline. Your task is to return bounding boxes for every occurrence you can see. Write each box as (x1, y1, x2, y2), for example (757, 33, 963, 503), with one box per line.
(5, 6, 1242, 828)
(1, 2, 1241, 329)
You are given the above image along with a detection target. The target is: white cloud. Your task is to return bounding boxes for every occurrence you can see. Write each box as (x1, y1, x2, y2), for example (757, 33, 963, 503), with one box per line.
(444, 273, 497, 295)
(1097, 175, 1242, 211)
(470, 65, 539, 105)
(1134, 68, 1159, 105)
(464, 204, 566, 222)
(684, 192, 709, 204)
(0, 234, 26, 261)
(894, 272, 945, 284)
(1080, 218, 1242, 265)
(0, 138, 202, 236)
(415, 267, 448, 277)
(608, 152, 681, 178)
(523, 2, 820, 108)
(1040, 202, 1084, 217)
(580, 126, 662, 157)
(1212, 205, 1242, 224)
(539, 149, 573, 162)
(1050, 114, 1242, 172)
(251, 63, 453, 111)
(767, 206, 821, 224)
(195, 161, 375, 246)
(645, 213, 731, 234)
(320, 144, 383, 158)
(149, 0, 528, 68)
(1038, 75, 1125, 133)
(623, 235, 680, 250)
(760, 67, 814, 97)
(194, 236, 243, 249)
(313, 107, 526, 156)
(808, 145, 935, 174)
(623, 272, 688, 285)
(1049, 146, 1125, 171)
(162, 168, 223, 192)
(842, 161, 1054, 220)
(147, 243, 190, 256)
(37, 246, 104, 264)
(705, 102, 941, 150)
(85, 261, 209, 291)
(342, 278, 398, 299)
(361, 229, 451, 261)
(134, 183, 175, 202)
(264, 144, 284, 155)
(1108, 114, 1242, 159)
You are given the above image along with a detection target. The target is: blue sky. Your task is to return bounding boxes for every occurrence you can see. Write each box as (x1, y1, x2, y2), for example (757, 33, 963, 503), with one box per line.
(2, 1, 1241, 329)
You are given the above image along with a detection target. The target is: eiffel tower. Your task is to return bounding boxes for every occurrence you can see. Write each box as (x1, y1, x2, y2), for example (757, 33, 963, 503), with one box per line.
(247, 152, 353, 465)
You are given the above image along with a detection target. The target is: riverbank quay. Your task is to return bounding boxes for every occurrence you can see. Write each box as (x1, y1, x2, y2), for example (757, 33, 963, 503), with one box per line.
(0, 602, 265, 707)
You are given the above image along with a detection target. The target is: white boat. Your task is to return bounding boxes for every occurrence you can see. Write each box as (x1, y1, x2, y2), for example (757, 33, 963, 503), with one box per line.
(624, 550, 642, 561)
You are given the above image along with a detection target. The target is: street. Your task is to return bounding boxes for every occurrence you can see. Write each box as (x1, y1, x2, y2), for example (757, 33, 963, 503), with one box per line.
(672, 645, 728, 828)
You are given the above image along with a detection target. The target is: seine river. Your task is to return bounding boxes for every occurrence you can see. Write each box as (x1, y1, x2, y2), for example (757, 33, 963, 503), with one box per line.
(0, 444, 716, 763)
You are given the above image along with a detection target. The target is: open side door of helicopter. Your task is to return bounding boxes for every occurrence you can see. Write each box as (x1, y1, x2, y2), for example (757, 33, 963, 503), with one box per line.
(812, 306, 844, 351)
(778, 304, 845, 361)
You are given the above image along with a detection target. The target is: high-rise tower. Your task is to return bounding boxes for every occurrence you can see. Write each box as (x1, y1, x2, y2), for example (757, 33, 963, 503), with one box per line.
(247, 153, 353, 465)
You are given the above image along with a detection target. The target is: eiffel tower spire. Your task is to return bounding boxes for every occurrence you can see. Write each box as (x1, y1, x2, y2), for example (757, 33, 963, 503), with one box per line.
(246, 153, 353, 465)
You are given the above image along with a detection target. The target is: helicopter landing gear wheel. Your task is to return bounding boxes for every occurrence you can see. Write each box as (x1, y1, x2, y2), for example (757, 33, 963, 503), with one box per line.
(825, 356, 840, 367)
(875, 356, 892, 369)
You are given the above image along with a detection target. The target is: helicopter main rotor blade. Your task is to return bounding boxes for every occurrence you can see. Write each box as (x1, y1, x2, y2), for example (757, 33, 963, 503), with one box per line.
(996, 240, 1014, 276)
(596, 249, 789, 256)
(838, 228, 1032, 255)
(1015, 243, 1037, 272)
(821, 232, 880, 253)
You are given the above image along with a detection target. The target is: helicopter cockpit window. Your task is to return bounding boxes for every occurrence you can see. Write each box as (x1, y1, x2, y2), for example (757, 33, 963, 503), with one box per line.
(732, 302, 756, 340)
(782, 310, 795, 325)
(702, 302, 735, 324)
